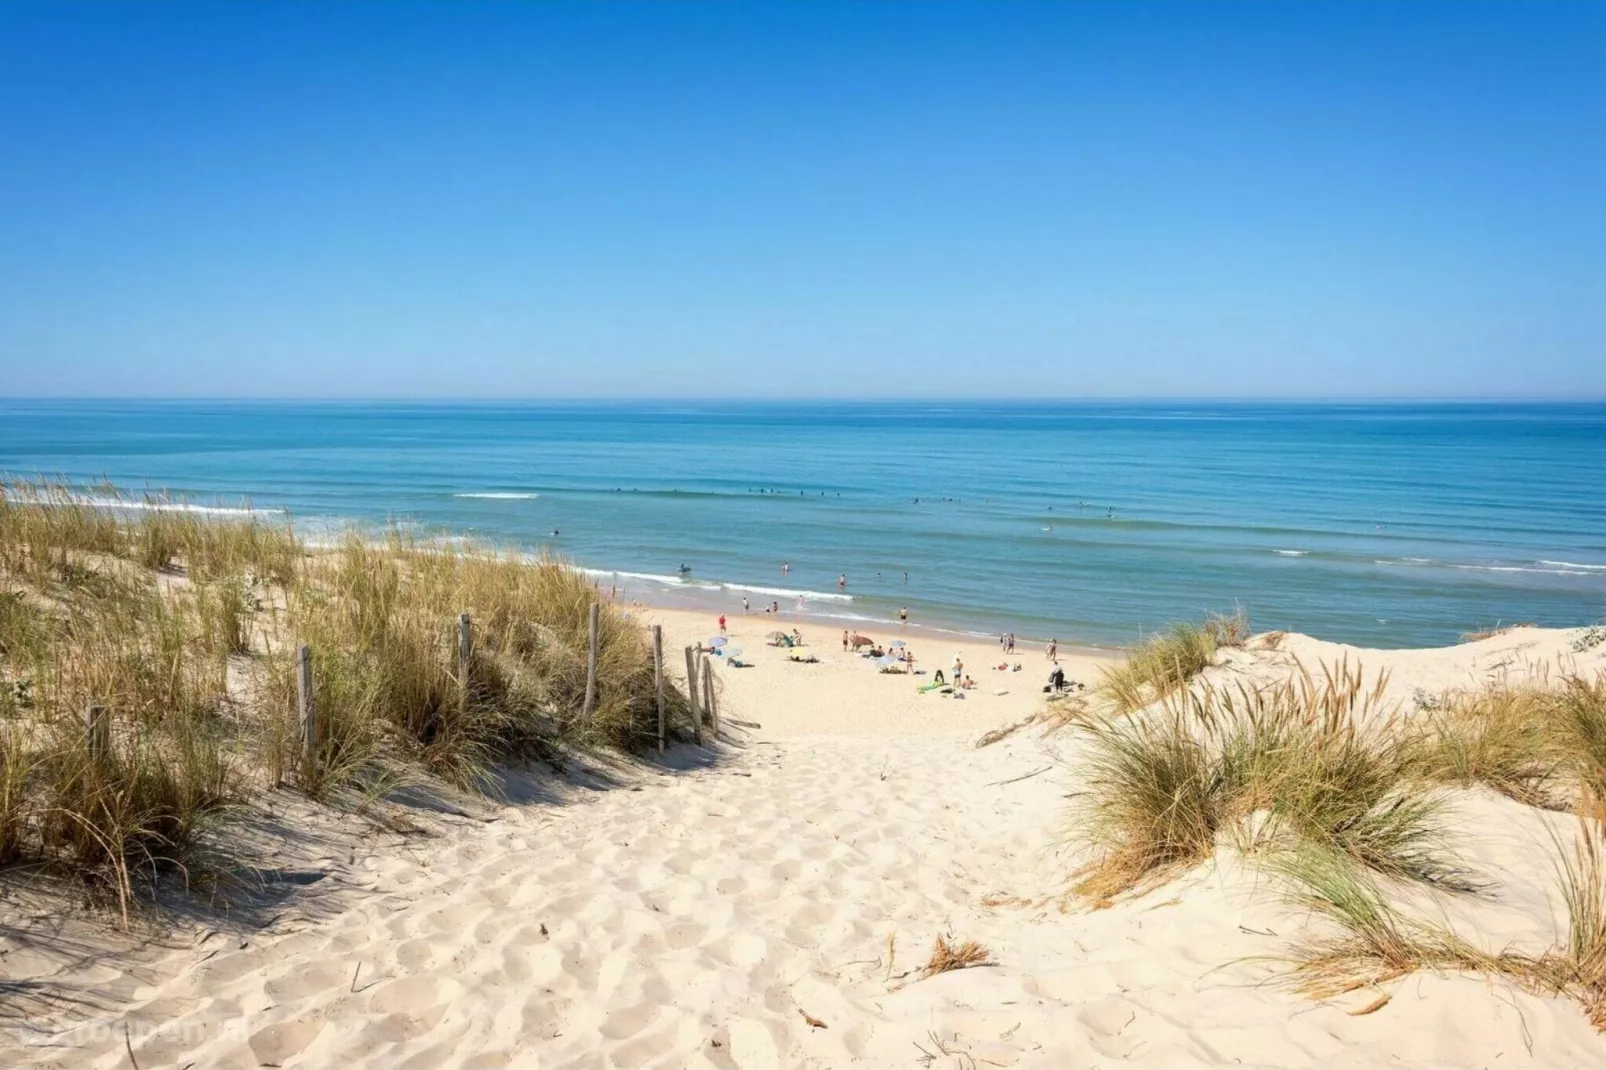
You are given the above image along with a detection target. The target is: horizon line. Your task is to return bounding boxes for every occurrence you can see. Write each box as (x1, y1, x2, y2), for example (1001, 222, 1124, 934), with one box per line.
(3, 394, 1605, 406)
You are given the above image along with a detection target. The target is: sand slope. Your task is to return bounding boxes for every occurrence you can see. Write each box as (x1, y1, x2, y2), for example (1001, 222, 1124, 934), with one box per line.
(5, 616, 1606, 1068)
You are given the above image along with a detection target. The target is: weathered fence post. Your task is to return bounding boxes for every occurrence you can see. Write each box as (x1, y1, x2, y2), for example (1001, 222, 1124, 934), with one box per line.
(583, 602, 600, 724)
(702, 656, 718, 736)
(683, 645, 702, 744)
(652, 624, 666, 753)
(458, 612, 473, 713)
(295, 642, 317, 768)
(83, 705, 109, 765)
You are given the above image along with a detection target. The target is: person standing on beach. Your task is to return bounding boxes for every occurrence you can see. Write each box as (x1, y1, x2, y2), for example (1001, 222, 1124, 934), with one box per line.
(1006, 633, 1016, 654)
(718, 614, 726, 635)
(743, 596, 750, 614)
(842, 630, 849, 651)
(899, 606, 909, 626)
(1047, 638, 1058, 661)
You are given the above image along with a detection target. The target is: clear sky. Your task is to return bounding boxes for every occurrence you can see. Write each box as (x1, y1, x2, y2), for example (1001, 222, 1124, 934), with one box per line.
(1, 1, 1601, 399)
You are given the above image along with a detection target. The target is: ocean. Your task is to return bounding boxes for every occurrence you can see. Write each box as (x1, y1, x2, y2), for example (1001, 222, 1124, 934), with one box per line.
(2, 399, 1603, 649)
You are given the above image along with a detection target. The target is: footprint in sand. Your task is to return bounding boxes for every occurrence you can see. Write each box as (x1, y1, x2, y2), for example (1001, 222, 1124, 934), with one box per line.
(727, 1017, 786, 1070)
(249, 1018, 326, 1064)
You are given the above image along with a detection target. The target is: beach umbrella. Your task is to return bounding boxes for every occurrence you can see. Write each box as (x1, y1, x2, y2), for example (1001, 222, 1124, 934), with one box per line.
(766, 630, 788, 640)
(874, 654, 899, 666)
(889, 640, 906, 648)
(707, 636, 728, 648)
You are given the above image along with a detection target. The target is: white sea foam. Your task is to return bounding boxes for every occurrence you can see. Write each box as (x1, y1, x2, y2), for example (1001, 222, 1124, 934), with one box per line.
(453, 492, 539, 500)
(15, 493, 283, 517)
(720, 582, 853, 604)
(1273, 549, 1308, 557)
(1539, 560, 1606, 572)
(580, 567, 723, 591)
(1451, 564, 1591, 576)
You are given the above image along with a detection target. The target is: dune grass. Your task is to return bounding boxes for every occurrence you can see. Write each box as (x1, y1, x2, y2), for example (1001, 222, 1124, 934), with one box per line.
(1098, 610, 1249, 714)
(1273, 819, 1606, 1029)
(1405, 685, 1562, 808)
(1270, 843, 1497, 999)
(1556, 678, 1606, 817)
(0, 480, 693, 919)
(1070, 660, 1472, 901)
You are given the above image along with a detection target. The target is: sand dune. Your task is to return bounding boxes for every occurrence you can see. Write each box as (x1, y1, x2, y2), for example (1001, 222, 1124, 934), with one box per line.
(4, 614, 1606, 1068)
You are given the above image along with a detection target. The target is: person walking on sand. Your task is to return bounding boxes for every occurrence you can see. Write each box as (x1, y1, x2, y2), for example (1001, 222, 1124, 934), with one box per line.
(743, 596, 750, 614)
(842, 630, 850, 652)
(1006, 633, 1016, 654)
(1047, 638, 1058, 662)
(718, 614, 727, 635)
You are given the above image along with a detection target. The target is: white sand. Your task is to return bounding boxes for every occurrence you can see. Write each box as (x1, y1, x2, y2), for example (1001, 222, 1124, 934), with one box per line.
(5, 614, 1606, 1068)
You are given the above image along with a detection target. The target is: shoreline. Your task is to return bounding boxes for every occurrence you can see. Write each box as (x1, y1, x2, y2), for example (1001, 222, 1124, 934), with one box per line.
(582, 565, 1125, 658)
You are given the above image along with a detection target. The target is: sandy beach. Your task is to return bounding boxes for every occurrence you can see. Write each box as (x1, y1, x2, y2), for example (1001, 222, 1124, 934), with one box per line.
(5, 609, 1606, 1069)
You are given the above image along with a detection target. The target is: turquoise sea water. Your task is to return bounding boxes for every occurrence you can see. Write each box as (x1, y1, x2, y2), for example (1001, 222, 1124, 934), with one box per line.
(2, 399, 1603, 648)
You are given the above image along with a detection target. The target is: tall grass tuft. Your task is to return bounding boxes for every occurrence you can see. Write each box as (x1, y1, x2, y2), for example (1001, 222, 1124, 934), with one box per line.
(1098, 610, 1249, 714)
(1555, 677, 1606, 817)
(1070, 709, 1222, 901)
(1069, 659, 1470, 900)
(1549, 816, 1606, 1027)
(1407, 686, 1561, 808)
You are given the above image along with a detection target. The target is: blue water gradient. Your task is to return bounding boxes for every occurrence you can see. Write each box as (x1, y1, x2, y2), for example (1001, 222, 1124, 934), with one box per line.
(2, 400, 1603, 648)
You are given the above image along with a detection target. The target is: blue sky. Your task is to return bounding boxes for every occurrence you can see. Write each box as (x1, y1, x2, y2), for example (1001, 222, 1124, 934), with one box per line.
(0, 2, 1601, 399)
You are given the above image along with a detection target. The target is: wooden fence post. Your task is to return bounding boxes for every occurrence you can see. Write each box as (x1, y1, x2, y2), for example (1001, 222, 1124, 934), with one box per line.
(583, 602, 600, 724)
(702, 656, 718, 736)
(295, 642, 317, 769)
(683, 645, 702, 745)
(83, 705, 109, 765)
(458, 612, 473, 713)
(652, 625, 666, 753)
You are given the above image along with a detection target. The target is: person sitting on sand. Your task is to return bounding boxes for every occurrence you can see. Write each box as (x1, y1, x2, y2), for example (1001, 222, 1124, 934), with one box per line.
(933, 667, 946, 685)
(791, 628, 803, 645)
